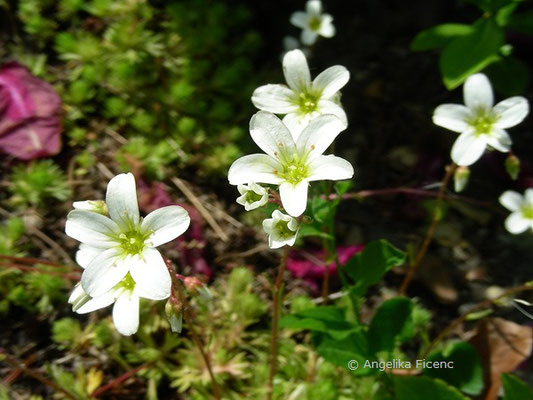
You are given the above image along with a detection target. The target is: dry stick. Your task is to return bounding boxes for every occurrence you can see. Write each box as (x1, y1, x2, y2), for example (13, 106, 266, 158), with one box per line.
(421, 284, 533, 359)
(0, 254, 65, 267)
(171, 177, 229, 243)
(165, 261, 221, 400)
(91, 362, 153, 398)
(266, 246, 289, 400)
(0, 348, 77, 400)
(0, 261, 80, 281)
(399, 164, 457, 295)
(28, 228, 75, 266)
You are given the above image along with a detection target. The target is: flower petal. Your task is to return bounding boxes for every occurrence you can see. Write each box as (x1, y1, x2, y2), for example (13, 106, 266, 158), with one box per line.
(296, 114, 347, 160)
(307, 155, 354, 181)
(290, 11, 308, 29)
(301, 29, 319, 46)
(228, 154, 284, 185)
(306, 0, 322, 15)
(464, 73, 493, 110)
(82, 248, 128, 297)
(130, 248, 171, 300)
(252, 84, 298, 114)
(313, 66, 349, 98)
(279, 181, 309, 217)
(76, 292, 116, 314)
(282, 112, 313, 141)
(76, 244, 102, 269)
(505, 212, 531, 234)
(250, 111, 296, 157)
(141, 206, 190, 247)
(525, 188, 533, 205)
(486, 128, 512, 152)
(317, 100, 348, 125)
(450, 130, 487, 166)
(499, 191, 523, 212)
(283, 49, 311, 92)
(432, 104, 472, 132)
(319, 15, 335, 37)
(113, 292, 139, 336)
(494, 96, 529, 128)
(106, 173, 140, 230)
(65, 210, 120, 248)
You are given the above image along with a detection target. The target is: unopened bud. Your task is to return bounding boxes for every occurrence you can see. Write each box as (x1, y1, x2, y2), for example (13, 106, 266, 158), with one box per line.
(454, 166, 470, 192)
(73, 200, 108, 215)
(505, 154, 520, 180)
(183, 277, 213, 302)
(165, 298, 183, 333)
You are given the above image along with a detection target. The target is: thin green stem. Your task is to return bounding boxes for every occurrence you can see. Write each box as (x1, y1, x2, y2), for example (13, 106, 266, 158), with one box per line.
(266, 246, 289, 400)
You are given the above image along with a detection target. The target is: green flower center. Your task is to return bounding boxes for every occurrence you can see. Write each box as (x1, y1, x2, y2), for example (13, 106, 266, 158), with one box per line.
(522, 205, 533, 220)
(118, 229, 151, 255)
(116, 272, 135, 291)
(297, 91, 319, 113)
(469, 111, 497, 136)
(278, 153, 309, 185)
(246, 190, 263, 203)
(309, 16, 322, 31)
(275, 220, 295, 239)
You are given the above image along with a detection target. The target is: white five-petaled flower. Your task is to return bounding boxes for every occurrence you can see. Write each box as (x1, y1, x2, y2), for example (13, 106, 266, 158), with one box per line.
(65, 173, 190, 305)
(236, 183, 269, 211)
(69, 273, 147, 336)
(228, 111, 354, 217)
(433, 73, 529, 166)
(290, 0, 335, 46)
(252, 49, 349, 140)
(499, 189, 533, 234)
(263, 210, 300, 249)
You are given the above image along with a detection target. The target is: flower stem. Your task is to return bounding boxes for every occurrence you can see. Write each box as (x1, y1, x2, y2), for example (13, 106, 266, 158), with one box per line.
(399, 164, 456, 295)
(266, 246, 289, 400)
(165, 261, 221, 400)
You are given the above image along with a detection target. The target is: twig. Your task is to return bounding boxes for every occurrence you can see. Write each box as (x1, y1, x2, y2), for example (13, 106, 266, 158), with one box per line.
(0, 254, 64, 267)
(28, 228, 75, 266)
(421, 284, 533, 359)
(91, 362, 153, 397)
(171, 177, 229, 243)
(0, 262, 80, 281)
(399, 164, 456, 295)
(266, 247, 289, 400)
(165, 260, 221, 399)
(0, 348, 77, 400)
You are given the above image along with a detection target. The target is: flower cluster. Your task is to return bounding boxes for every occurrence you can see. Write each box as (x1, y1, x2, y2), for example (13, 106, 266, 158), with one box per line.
(289, 0, 335, 47)
(229, 46, 353, 248)
(65, 173, 190, 335)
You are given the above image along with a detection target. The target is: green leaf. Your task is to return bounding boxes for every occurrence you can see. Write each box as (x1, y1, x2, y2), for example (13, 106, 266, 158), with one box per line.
(410, 24, 475, 51)
(280, 306, 358, 340)
(311, 196, 335, 224)
(425, 341, 484, 395)
(367, 297, 414, 354)
(495, 3, 520, 26)
(502, 373, 533, 400)
(344, 240, 406, 297)
(334, 180, 353, 197)
(298, 223, 333, 240)
(485, 56, 530, 96)
(440, 18, 504, 89)
(394, 376, 470, 400)
(314, 331, 370, 374)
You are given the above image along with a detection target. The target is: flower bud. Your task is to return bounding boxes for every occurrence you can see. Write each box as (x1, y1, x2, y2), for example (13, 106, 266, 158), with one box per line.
(183, 276, 213, 302)
(165, 298, 183, 333)
(453, 166, 470, 192)
(505, 154, 520, 180)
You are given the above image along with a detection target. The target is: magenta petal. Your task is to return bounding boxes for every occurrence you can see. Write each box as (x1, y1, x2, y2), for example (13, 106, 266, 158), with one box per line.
(0, 62, 62, 159)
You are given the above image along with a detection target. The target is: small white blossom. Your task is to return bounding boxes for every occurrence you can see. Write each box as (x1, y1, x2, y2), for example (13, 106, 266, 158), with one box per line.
(65, 173, 190, 301)
(263, 210, 300, 249)
(252, 49, 349, 139)
(236, 183, 269, 211)
(499, 189, 533, 234)
(68, 273, 148, 336)
(290, 0, 335, 46)
(433, 73, 529, 166)
(228, 112, 353, 217)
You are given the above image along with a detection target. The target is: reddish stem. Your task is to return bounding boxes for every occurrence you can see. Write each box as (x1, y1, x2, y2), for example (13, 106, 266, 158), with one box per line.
(91, 362, 153, 397)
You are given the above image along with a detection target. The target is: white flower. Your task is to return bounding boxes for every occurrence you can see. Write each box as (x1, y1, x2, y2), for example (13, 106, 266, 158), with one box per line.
(433, 73, 529, 166)
(263, 210, 300, 249)
(228, 112, 354, 217)
(65, 173, 190, 300)
(290, 0, 335, 46)
(73, 200, 108, 215)
(68, 272, 155, 336)
(236, 183, 269, 211)
(499, 189, 533, 234)
(252, 49, 349, 140)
